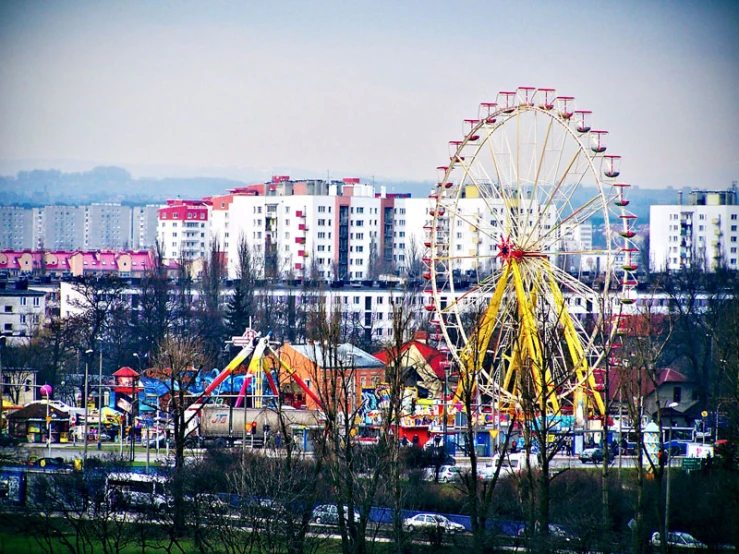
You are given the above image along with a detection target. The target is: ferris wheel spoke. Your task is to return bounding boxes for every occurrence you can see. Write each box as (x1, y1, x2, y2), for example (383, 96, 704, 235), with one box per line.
(535, 193, 606, 249)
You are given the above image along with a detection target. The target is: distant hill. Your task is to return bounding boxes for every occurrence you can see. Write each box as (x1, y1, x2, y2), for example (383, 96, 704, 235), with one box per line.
(0, 165, 685, 225)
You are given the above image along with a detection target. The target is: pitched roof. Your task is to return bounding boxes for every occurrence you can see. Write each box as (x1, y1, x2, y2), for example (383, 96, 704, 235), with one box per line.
(113, 366, 139, 377)
(290, 343, 385, 370)
(609, 366, 692, 399)
(374, 340, 448, 379)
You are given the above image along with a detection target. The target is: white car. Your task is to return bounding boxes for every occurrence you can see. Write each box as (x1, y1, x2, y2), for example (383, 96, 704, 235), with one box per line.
(403, 513, 465, 534)
(650, 531, 707, 549)
(422, 465, 462, 483)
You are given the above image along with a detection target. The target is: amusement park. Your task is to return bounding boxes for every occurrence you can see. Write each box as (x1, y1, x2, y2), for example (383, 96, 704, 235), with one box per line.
(0, 85, 736, 554)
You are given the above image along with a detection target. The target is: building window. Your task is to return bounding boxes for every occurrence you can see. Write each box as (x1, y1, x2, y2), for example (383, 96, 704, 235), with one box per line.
(673, 387, 682, 404)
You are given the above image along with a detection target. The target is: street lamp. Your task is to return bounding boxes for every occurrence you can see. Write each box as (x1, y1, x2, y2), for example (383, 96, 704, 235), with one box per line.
(97, 350, 103, 450)
(83, 349, 94, 464)
(664, 400, 679, 536)
(0, 336, 6, 436)
(40, 384, 53, 458)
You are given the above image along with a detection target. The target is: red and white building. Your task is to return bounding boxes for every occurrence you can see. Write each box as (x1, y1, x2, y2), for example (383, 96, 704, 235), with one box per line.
(157, 200, 211, 262)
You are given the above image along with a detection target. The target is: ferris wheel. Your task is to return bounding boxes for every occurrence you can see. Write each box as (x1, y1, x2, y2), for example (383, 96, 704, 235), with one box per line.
(424, 86, 638, 417)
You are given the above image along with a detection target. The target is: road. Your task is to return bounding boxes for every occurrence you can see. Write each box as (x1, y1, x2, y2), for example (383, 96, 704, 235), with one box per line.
(24, 442, 645, 470)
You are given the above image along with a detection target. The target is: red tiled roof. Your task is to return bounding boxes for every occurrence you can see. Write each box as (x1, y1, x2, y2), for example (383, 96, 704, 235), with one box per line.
(374, 340, 448, 379)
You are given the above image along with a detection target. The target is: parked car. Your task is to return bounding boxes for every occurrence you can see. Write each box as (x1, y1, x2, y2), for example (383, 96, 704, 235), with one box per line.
(311, 504, 360, 525)
(184, 493, 230, 516)
(422, 465, 462, 483)
(146, 434, 168, 448)
(30, 457, 69, 469)
(650, 531, 707, 549)
(579, 447, 610, 464)
(478, 465, 499, 481)
(403, 513, 465, 534)
(107, 488, 170, 511)
(0, 433, 15, 447)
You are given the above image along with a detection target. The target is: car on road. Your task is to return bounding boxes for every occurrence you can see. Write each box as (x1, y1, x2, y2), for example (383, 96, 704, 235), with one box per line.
(579, 447, 610, 464)
(107, 488, 170, 511)
(311, 504, 360, 525)
(0, 433, 16, 447)
(146, 434, 169, 448)
(29, 457, 69, 469)
(650, 531, 707, 549)
(422, 465, 462, 483)
(184, 493, 230, 517)
(403, 513, 465, 534)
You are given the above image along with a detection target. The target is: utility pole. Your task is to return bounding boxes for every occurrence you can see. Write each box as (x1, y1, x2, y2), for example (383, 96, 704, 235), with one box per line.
(97, 350, 103, 450)
(0, 336, 6, 435)
(83, 349, 94, 464)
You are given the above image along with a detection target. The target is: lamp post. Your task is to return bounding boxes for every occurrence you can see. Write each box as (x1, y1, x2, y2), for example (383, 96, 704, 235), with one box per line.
(0, 336, 6, 436)
(664, 400, 679, 537)
(97, 350, 103, 450)
(40, 384, 53, 458)
(83, 349, 94, 464)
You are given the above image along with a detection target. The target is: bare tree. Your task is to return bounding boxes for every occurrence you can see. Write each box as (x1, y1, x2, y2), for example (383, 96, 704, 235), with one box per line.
(304, 300, 385, 554)
(616, 292, 675, 554)
(154, 334, 207, 536)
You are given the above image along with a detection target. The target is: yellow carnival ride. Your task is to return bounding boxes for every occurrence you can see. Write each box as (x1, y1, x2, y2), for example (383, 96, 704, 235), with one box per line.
(423, 87, 638, 422)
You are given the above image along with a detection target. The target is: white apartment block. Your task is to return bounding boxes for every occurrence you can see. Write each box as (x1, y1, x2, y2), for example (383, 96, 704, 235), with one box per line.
(83, 203, 133, 250)
(204, 177, 600, 281)
(157, 200, 210, 261)
(131, 205, 161, 250)
(650, 187, 739, 272)
(0, 282, 47, 344)
(37, 205, 84, 250)
(207, 178, 391, 281)
(3, 204, 160, 252)
(0, 206, 33, 249)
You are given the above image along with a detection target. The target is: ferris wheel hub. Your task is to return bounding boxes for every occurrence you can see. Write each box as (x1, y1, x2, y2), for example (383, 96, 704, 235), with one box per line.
(496, 236, 545, 264)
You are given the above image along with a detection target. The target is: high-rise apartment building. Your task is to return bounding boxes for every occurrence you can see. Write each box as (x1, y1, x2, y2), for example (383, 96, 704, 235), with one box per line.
(39, 205, 84, 250)
(83, 203, 132, 250)
(0, 206, 33, 249)
(1, 203, 160, 252)
(650, 186, 739, 272)
(131, 205, 161, 250)
(198, 176, 594, 281)
(157, 200, 210, 261)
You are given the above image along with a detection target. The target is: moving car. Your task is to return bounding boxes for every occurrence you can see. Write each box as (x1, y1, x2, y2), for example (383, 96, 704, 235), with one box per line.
(579, 447, 608, 464)
(403, 513, 465, 534)
(422, 465, 462, 483)
(311, 504, 360, 525)
(650, 531, 707, 549)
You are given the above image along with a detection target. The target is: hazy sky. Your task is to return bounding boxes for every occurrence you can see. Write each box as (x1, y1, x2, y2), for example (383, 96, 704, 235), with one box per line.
(0, 1, 737, 188)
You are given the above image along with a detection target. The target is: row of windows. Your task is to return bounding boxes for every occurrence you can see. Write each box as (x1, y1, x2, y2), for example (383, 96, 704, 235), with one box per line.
(160, 222, 206, 228)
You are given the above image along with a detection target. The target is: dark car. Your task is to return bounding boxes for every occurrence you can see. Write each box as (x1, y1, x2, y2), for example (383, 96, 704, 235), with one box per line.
(30, 457, 69, 469)
(579, 447, 609, 464)
(0, 433, 16, 447)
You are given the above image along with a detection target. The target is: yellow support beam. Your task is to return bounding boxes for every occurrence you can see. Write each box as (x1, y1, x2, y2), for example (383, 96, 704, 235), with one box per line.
(546, 265, 606, 416)
(511, 260, 560, 413)
(453, 263, 512, 402)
